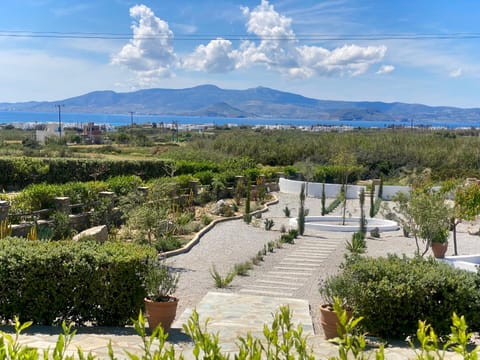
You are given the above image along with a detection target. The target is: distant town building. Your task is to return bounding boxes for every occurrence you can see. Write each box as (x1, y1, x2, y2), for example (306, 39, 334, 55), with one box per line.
(35, 123, 61, 144)
(82, 122, 106, 144)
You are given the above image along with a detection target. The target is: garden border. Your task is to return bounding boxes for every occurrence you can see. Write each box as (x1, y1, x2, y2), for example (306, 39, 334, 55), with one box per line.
(162, 194, 279, 258)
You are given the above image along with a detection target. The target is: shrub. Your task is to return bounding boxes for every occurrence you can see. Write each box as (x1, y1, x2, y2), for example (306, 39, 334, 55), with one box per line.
(106, 175, 143, 196)
(283, 205, 291, 217)
(280, 233, 295, 244)
(154, 236, 182, 252)
(370, 227, 380, 238)
(324, 193, 343, 214)
(50, 211, 75, 240)
(288, 228, 299, 238)
(234, 261, 253, 276)
(201, 214, 213, 226)
(345, 232, 366, 255)
(325, 255, 480, 338)
(0, 238, 156, 326)
(210, 265, 236, 288)
(264, 218, 274, 231)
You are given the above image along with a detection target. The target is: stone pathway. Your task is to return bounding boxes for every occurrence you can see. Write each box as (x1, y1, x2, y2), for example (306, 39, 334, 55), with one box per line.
(238, 237, 339, 297)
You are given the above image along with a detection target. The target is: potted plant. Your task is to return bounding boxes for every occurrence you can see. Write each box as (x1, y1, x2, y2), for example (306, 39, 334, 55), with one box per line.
(319, 276, 352, 340)
(430, 229, 449, 259)
(144, 259, 180, 332)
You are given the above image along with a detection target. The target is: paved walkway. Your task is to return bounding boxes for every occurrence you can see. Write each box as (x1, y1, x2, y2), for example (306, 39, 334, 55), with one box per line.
(9, 291, 462, 359)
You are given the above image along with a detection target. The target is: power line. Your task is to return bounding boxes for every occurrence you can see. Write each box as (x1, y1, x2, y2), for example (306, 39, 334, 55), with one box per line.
(1, 30, 480, 41)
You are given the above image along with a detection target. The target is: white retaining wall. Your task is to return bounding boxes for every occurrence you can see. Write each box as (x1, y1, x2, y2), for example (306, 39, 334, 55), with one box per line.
(381, 185, 411, 200)
(279, 178, 412, 200)
(279, 178, 366, 199)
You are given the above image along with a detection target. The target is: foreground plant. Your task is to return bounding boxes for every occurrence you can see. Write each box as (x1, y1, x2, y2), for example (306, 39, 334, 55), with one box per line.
(2, 306, 480, 359)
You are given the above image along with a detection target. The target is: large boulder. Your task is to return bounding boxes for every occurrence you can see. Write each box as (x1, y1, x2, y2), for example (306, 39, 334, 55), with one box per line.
(73, 225, 108, 243)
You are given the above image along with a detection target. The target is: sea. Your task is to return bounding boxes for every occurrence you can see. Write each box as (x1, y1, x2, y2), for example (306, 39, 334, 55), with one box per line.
(0, 111, 478, 130)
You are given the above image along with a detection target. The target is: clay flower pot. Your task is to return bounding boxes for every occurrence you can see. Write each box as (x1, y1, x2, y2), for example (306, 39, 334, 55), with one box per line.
(319, 303, 352, 340)
(431, 242, 448, 259)
(144, 297, 179, 332)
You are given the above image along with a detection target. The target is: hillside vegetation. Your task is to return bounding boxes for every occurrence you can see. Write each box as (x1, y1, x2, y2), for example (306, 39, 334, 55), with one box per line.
(2, 126, 480, 187)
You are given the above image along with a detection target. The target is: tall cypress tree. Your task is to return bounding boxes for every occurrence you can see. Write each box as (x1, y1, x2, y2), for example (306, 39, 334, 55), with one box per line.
(298, 183, 306, 235)
(321, 183, 326, 216)
(359, 188, 366, 237)
(244, 179, 251, 223)
(369, 184, 375, 218)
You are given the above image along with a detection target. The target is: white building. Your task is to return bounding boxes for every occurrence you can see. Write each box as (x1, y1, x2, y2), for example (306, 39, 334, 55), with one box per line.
(35, 123, 61, 144)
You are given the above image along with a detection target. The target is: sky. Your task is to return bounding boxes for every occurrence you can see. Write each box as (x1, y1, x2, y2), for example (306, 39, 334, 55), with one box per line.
(1, 0, 480, 108)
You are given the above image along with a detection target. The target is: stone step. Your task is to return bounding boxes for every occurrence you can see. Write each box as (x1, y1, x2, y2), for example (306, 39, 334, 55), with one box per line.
(262, 273, 311, 281)
(292, 250, 334, 255)
(256, 279, 302, 287)
(297, 244, 338, 249)
(238, 288, 294, 297)
(273, 262, 318, 271)
(283, 256, 327, 261)
(268, 270, 312, 277)
(246, 283, 299, 291)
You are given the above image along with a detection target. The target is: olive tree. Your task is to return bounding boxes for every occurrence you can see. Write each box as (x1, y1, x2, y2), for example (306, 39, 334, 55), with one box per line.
(394, 186, 450, 256)
(451, 182, 480, 255)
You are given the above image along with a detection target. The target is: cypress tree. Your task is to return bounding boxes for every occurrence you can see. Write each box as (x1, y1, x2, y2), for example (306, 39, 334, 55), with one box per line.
(298, 183, 306, 235)
(321, 183, 326, 216)
(359, 188, 366, 236)
(369, 184, 375, 218)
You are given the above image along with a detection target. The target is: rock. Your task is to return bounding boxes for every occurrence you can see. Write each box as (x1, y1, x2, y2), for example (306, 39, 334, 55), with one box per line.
(211, 200, 226, 215)
(73, 225, 108, 242)
(468, 226, 480, 236)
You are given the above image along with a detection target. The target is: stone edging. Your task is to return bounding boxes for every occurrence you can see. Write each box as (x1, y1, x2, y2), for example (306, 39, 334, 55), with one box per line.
(161, 194, 279, 258)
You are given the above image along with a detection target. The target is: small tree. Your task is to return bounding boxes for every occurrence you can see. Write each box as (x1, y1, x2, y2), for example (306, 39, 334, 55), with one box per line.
(332, 151, 360, 226)
(394, 186, 450, 256)
(452, 182, 480, 255)
(298, 183, 306, 235)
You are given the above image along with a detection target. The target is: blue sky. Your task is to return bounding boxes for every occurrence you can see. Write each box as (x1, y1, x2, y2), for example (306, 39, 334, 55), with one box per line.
(1, 0, 480, 108)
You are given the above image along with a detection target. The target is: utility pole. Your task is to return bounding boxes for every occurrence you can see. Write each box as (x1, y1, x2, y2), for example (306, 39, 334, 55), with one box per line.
(129, 111, 134, 128)
(129, 111, 134, 139)
(55, 104, 64, 139)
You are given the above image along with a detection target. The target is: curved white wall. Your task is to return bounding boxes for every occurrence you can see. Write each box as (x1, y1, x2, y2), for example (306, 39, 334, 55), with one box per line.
(279, 178, 412, 200)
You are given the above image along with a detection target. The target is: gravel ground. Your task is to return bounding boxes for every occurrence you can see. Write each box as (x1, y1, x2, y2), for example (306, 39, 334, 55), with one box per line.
(167, 191, 480, 334)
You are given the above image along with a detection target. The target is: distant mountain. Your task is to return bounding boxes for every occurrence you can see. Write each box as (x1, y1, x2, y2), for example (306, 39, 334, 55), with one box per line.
(1, 84, 480, 122)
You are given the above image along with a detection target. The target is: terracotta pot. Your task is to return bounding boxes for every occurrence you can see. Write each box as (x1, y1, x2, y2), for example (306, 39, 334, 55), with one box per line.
(319, 304, 352, 340)
(144, 297, 178, 332)
(431, 242, 448, 259)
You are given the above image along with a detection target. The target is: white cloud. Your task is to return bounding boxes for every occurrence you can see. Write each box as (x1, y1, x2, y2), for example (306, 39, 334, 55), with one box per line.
(112, 1, 387, 84)
(111, 4, 177, 78)
(238, 1, 386, 77)
(182, 38, 239, 73)
(449, 67, 462, 78)
(377, 64, 395, 75)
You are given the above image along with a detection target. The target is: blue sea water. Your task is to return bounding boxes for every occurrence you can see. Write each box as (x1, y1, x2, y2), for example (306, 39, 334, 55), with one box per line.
(0, 111, 478, 129)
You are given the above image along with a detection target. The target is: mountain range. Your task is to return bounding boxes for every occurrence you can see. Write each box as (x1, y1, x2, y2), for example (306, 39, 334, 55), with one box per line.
(1, 84, 480, 122)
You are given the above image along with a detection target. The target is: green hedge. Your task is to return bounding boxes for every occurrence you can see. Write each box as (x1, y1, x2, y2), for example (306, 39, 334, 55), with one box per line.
(9, 175, 146, 212)
(0, 238, 156, 326)
(326, 255, 480, 338)
(0, 158, 173, 189)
